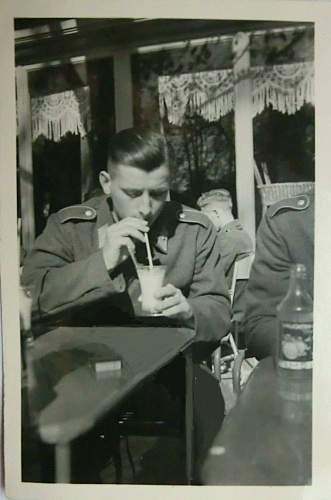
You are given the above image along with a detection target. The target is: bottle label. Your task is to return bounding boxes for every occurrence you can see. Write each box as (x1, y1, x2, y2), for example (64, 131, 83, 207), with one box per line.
(279, 322, 313, 370)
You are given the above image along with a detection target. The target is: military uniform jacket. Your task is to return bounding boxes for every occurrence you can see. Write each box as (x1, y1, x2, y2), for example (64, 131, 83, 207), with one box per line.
(22, 196, 231, 344)
(244, 193, 314, 359)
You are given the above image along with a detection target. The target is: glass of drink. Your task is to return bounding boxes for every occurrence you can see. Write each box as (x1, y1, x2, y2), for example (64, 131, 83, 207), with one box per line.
(136, 265, 166, 316)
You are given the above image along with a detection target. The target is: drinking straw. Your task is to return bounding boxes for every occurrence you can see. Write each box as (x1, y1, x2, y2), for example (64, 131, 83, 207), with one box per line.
(144, 233, 154, 269)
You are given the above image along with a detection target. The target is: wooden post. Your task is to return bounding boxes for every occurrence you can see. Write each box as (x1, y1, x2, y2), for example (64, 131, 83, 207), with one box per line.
(80, 135, 93, 201)
(16, 66, 35, 253)
(232, 33, 256, 246)
(113, 50, 134, 132)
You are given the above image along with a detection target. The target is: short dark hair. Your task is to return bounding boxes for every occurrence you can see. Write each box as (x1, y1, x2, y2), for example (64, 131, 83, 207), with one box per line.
(107, 128, 168, 175)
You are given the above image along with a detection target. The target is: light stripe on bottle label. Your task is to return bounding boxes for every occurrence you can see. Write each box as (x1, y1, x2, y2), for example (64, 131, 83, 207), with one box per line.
(279, 360, 313, 370)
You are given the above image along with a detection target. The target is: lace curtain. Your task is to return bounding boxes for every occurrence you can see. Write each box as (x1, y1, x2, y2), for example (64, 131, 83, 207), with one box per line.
(251, 62, 314, 116)
(159, 69, 234, 126)
(158, 62, 314, 125)
(31, 86, 91, 142)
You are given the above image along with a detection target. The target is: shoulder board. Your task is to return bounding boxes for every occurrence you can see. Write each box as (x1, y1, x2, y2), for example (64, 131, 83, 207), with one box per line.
(58, 205, 97, 223)
(176, 208, 209, 228)
(269, 194, 310, 218)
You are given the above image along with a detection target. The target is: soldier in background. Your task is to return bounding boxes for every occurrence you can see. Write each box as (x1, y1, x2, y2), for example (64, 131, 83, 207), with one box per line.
(197, 189, 254, 330)
(197, 189, 253, 288)
(244, 192, 314, 359)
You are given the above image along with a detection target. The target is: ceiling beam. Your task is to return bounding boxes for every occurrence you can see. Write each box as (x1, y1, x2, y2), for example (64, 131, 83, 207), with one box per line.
(15, 18, 313, 66)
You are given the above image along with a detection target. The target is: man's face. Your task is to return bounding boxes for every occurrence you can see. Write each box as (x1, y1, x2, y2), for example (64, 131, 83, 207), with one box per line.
(201, 202, 230, 231)
(201, 205, 221, 230)
(100, 163, 170, 225)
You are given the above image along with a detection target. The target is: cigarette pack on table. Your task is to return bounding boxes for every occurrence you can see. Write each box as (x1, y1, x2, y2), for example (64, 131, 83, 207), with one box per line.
(91, 352, 122, 374)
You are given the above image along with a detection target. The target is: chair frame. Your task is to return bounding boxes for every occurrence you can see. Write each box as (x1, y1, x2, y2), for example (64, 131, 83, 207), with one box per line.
(212, 253, 255, 398)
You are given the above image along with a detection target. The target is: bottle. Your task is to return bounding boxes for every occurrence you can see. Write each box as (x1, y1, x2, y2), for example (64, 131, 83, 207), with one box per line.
(19, 286, 34, 372)
(276, 263, 313, 404)
(20, 285, 37, 424)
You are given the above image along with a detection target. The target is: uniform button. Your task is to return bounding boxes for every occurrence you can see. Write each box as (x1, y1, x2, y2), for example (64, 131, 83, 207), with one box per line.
(297, 199, 305, 207)
(85, 209, 93, 217)
(179, 213, 185, 219)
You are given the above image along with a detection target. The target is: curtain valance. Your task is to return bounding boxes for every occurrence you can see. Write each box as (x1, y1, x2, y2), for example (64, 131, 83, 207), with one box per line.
(158, 69, 234, 126)
(31, 86, 91, 142)
(251, 62, 314, 116)
(158, 62, 314, 125)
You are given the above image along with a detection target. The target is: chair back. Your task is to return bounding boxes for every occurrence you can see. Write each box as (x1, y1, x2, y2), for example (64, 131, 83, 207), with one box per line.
(214, 253, 257, 407)
(229, 253, 255, 305)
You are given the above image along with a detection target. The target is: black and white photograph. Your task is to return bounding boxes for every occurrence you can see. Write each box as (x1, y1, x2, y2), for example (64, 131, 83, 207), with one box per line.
(1, 1, 331, 499)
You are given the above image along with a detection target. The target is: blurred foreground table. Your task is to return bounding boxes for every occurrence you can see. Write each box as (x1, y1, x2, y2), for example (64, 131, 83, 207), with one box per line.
(25, 326, 195, 483)
(202, 357, 312, 485)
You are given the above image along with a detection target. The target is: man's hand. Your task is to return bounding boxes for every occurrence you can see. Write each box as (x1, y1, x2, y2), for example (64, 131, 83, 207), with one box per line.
(102, 217, 149, 271)
(153, 284, 194, 323)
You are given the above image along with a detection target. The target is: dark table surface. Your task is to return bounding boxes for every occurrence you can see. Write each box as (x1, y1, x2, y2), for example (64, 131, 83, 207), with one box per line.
(25, 326, 195, 445)
(202, 357, 312, 485)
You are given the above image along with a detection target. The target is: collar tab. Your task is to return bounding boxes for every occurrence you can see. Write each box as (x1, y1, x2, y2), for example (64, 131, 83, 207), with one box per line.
(154, 235, 168, 254)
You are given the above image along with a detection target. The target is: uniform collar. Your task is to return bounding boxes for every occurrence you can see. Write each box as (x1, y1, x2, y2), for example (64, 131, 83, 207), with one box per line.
(96, 196, 115, 248)
(148, 202, 178, 255)
(96, 196, 115, 228)
(136, 207, 169, 255)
